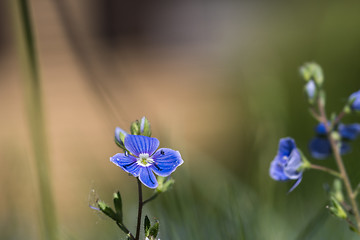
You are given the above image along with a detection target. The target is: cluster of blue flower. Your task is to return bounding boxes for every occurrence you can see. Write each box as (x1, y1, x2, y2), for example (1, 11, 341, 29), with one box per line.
(270, 77, 360, 192)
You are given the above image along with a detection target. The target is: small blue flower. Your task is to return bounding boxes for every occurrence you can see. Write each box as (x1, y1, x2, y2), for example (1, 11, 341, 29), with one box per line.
(110, 135, 184, 188)
(349, 90, 360, 111)
(309, 123, 360, 159)
(269, 138, 304, 192)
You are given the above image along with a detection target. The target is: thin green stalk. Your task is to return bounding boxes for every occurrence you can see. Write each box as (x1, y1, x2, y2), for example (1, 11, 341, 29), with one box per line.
(12, 0, 58, 239)
(143, 193, 159, 206)
(309, 164, 341, 178)
(318, 99, 360, 232)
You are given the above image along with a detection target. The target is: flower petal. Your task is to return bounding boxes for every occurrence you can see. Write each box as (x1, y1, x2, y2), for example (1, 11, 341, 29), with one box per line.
(124, 135, 159, 156)
(278, 137, 296, 157)
(151, 148, 184, 177)
(283, 149, 302, 179)
(288, 176, 302, 193)
(139, 167, 158, 188)
(315, 123, 327, 135)
(309, 137, 331, 159)
(340, 142, 351, 155)
(349, 90, 360, 110)
(269, 158, 288, 181)
(110, 153, 140, 177)
(339, 123, 360, 140)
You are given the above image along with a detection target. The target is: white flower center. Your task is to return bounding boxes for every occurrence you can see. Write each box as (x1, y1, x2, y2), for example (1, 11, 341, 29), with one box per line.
(136, 153, 154, 167)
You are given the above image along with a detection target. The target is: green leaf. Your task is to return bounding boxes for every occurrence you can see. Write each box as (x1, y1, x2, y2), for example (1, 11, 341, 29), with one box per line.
(113, 191, 123, 222)
(144, 215, 151, 236)
(97, 200, 118, 221)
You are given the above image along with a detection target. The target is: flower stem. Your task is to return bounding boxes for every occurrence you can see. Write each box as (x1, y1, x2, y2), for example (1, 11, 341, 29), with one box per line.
(12, 0, 58, 239)
(135, 178, 143, 240)
(309, 164, 341, 178)
(318, 99, 360, 232)
(143, 193, 159, 206)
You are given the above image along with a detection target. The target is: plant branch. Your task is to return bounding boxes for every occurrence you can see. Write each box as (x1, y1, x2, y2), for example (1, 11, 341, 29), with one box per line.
(143, 193, 159, 206)
(310, 164, 341, 178)
(318, 99, 360, 232)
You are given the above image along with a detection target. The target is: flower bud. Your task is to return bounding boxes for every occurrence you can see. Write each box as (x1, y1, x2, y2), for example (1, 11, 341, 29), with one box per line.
(156, 176, 175, 193)
(328, 196, 347, 220)
(140, 117, 152, 137)
(115, 127, 127, 150)
(304, 80, 316, 103)
(299, 62, 324, 86)
(130, 120, 141, 135)
(348, 90, 360, 111)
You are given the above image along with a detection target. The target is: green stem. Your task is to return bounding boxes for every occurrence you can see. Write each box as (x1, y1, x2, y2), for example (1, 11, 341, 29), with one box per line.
(310, 164, 341, 178)
(135, 179, 143, 240)
(318, 99, 360, 232)
(12, 0, 58, 239)
(143, 193, 159, 206)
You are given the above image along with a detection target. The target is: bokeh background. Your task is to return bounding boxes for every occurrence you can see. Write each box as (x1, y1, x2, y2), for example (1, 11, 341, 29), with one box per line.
(2, 0, 360, 239)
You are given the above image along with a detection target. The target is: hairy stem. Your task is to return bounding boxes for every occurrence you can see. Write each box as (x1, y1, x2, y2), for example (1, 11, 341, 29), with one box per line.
(135, 179, 143, 240)
(318, 100, 360, 231)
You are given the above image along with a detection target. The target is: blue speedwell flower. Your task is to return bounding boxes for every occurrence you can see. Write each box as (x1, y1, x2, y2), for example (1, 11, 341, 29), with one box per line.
(110, 135, 184, 188)
(269, 137, 304, 192)
(309, 122, 360, 159)
(349, 90, 360, 111)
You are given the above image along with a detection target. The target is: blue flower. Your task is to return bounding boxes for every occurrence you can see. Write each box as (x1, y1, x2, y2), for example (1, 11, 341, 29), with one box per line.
(110, 135, 184, 188)
(309, 123, 360, 159)
(349, 90, 360, 111)
(269, 138, 304, 192)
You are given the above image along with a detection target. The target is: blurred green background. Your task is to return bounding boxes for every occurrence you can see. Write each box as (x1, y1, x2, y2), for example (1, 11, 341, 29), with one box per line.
(2, 0, 360, 239)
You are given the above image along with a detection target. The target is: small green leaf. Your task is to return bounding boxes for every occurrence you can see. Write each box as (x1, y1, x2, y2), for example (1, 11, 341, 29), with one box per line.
(144, 215, 151, 236)
(113, 191, 123, 222)
(97, 200, 118, 221)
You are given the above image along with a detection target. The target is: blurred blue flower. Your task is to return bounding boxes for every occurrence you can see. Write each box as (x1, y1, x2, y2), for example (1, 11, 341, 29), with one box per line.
(349, 90, 360, 111)
(309, 123, 360, 159)
(110, 135, 184, 188)
(269, 137, 304, 192)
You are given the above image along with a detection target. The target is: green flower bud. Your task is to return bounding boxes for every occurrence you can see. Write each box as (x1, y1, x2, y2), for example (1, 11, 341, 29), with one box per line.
(328, 196, 347, 220)
(156, 176, 175, 193)
(299, 62, 324, 86)
(140, 117, 152, 137)
(130, 120, 140, 135)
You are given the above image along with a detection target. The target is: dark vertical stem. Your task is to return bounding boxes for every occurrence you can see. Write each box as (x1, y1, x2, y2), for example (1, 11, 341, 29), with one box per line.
(12, 0, 58, 239)
(135, 179, 143, 240)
